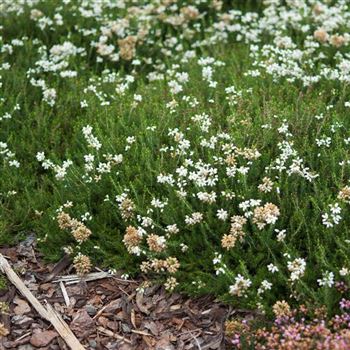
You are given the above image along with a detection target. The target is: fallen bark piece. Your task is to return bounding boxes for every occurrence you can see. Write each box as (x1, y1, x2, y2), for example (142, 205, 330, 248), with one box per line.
(43, 254, 72, 283)
(53, 271, 111, 285)
(0, 254, 85, 350)
(30, 330, 58, 347)
(13, 297, 31, 315)
(18, 345, 35, 350)
(70, 309, 96, 338)
(11, 315, 33, 327)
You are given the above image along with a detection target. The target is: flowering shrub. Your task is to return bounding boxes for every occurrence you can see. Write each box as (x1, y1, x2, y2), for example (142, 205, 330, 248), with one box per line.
(226, 299, 350, 349)
(1, 0, 350, 321)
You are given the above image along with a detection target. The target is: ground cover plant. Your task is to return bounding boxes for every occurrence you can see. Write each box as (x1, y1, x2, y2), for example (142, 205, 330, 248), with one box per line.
(225, 298, 350, 349)
(1, 0, 350, 330)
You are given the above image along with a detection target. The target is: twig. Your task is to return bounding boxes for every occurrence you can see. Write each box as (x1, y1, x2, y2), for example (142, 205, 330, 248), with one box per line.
(0, 254, 84, 350)
(60, 281, 70, 307)
(15, 331, 31, 342)
(131, 329, 152, 336)
(188, 330, 202, 350)
(97, 326, 131, 343)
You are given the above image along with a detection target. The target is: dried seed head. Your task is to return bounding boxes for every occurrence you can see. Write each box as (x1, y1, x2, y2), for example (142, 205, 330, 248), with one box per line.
(330, 34, 346, 48)
(72, 225, 92, 243)
(0, 323, 9, 337)
(57, 211, 73, 230)
(123, 226, 142, 252)
(164, 276, 178, 291)
(147, 234, 166, 253)
(253, 203, 280, 230)
(338, 186, 350, 203)
(118, 36, 137, 61)
(151, 258, 168, 273)
(73, 254, 92, 275)
(166, 257, 180, 273)
(221, 234, 237, 250)
(119, 198, 135, 220)
(258, 177, 274, 193)
(314, 28, 328, 43)
(180, 6, 199, 21)
(225, 154, 236, 166)
(273, 300, 291, 318)
(225, 320, 249, 336)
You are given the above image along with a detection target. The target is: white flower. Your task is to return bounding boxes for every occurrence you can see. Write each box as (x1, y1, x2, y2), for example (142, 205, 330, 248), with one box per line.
(267, 263, 279, 273)
(287, 258, 306, 282)
(133, 94, 142, 102)
(275, 229, 286, 242)
(339, 267, 349, 276)
(82, 125, 101, 150)
(43, 88, 56, 106)
(317, 271, 335, 288)
(185, 212, 203, 225)
(217, 209, 228, 221)
(36, 152, 45, 161)
(9, 160, 20, 167)
(258, 280, 272, 295)
(165, 224, 179, 235)
(213, 253, 222, 265)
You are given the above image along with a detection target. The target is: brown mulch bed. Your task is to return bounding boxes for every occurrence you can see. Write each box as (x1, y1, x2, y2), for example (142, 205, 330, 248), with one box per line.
(0, 236, 233, 350)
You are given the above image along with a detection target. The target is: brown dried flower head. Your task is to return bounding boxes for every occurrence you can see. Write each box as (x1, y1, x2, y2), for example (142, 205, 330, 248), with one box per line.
(225, 154, 236, 166)
(330, 34, 346, 48)
(120, 197, 135, 220)
(151, 258, 168, 273)
(123, 226, 142, 252)
(164, 276, 178, 291)
(258, 177, 274, 193)
(165, 257, 180, 273)
(30, 9, 43, 20)
(221, 234, 237, 250)
(180, 6, 200, 21)
(0, 323, 9, 337)
(147, 234, 166, 253)
(225, 320, 249, 336)
(313, 4, 324, 15)
(273, 300, 291, 318)
(140, 261, 152, 273)
(253, 203, 280, 230)
(314, 28, 328, 43)
(72, 225, 92, 243)
(73, 254, 92, 275)
(118, 35, 137, 61)
(57, 211, 73, 230)
(338, 186, 350, 203)
(212, 0, 223, 11)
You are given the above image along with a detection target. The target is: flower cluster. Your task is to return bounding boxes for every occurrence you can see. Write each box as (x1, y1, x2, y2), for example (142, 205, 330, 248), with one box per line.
(57, 211, 92, 244)
(226, 300, 350, 349)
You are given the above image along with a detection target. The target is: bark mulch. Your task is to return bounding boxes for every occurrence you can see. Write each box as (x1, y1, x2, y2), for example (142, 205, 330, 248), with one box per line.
(0, 236, 233, 350)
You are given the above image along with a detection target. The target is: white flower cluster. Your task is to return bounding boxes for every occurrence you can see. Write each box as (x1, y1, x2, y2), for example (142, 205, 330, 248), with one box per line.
(229, 274, 252, 297)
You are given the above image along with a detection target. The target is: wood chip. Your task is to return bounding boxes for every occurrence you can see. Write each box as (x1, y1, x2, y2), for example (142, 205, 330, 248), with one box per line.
(0, 254, 85, 350)
(60, 281, 70, 307)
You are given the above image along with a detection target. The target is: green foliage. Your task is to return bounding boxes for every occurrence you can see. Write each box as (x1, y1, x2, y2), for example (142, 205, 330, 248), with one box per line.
(1, 0, 350, 316)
